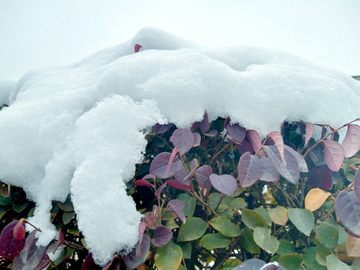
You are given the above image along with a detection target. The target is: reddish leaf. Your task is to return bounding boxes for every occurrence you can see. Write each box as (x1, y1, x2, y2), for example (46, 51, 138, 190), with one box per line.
(166, 147, 180, 177)
(170, 129, 194, 155)
(195, 165, 213, 188)
(124, 235, 150, 270)
(342, 124, 360, 158)
(308, 165, 332, 191)
(137, 221, 148, 255)
(322, 139, 345, 172)
(354, 168, 360, 203)
(304, 123, 314, 147)
(102, 256, 122, 270)
(268, 131, 285, 166)
(259, 158, 280, 182)
(166, 179, 192, 191)
(81, 253, 102, 270)
(235, 138, 254, 155)
(13, 219, 26, 241)
(246, 130, 263, 155)
(1, 183, 10, 198)
(226, 122, 246, 143)
(150, 152, 182, 179)
(238, 152, 262, 187)
(209, 174, 237, 196)
(155, 183, 167, 197)
(135, 180, 153, 188)
(134, 44, 142, 53)
(51, 229, 65, 255)
(151, 226, 173, 247)
(0, 220, 26, 261)
(168, 199, 186, 224)
(193, 132, 201, 147)
(155, 123, 173, 134)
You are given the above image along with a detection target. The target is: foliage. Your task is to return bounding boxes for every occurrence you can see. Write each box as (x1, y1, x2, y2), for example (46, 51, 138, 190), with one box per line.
(2, 112, 360, 269)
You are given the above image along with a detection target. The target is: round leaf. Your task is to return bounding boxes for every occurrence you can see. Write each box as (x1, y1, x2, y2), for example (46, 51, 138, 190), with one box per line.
(316, 222, 338, 249)
(177, 217, 208, 242)
(335, 190, 360, 235)
(209, 174, 237, 196)
(208, 216, 241, 237)
(288, 208, 314, 236)
(150, 152, 182, 179)
(155, 241, 182, 270)
(241, 209, 266, 230)
(253, 227, 271, 249)
(199, 233, 232, 250)
(259, 158, 280, 182)
(305, 188, 331, 211)
(0, 220, 26, 261)
(226, 122, 246, 143)
(238, 152, 262, 187)
(342, 124, 360, 158)
(195, 165, 213, 188)
(308, 165, 333, 191)
(278, 253, 303, 270)
(170, 128, 194, 155)
(268, 206, 288, 226)
(322, 139, 345, 172)
(152, 226, 172, 247)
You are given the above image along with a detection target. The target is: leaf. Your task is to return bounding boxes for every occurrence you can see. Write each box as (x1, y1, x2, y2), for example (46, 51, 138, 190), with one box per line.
(192, 132, 201, 147)
(303, 247, 327, 270)
(199, 111, 210, 133)
(264, 145, 300, 184)
(199, 233, 232, 250)
(174, 166, 190, 185)
(170, 128, 194, 155)
(342, 124, 360, 158)
(150, 152, 182, 179)
(284, 145, 308, 172)
(208, 216, 241, 237)
(12, 230, 50, 270)
(166, 147, 180, 177)
(166, 179, 191, 191)
(235, 138, 254, 155)
(168, 199, 186, 224)
(326, 254, 351, 270)
(238, 227, 261, 254)
(354, 168, 360, 203)
(177, 217, 208, 242)
(259, 158, 280, 182)
(305, 123, 315, 147)
(123, 235, 150, 270)
(222, 259, 242, 269)
(232, 259, 265, 270)
(209, 174, 237, 196)
(308, 165, 333, 191)
(268, 131, 285, 166)
(0, 220, 26, 261)
(278, 253, 303, 270)
(155, 123, 173, 134)
(176, 193, 196, 217)
(155, 183, 167, 197)
(335, 190, 360, 235)
(322, 139, 345, 172)
(238, 152, 262, 187)
(81, 253, 101, 270)
(263, 236, 279, 255)
(253, 227, 271, 249)
(268, 206, 288, 226)
(155, 241, 182, 270)
(152, 226, 172, 247)
(346, 232, 360, 257)
(276, 239, 295, 256)
(135, 179, 153, 188)
(288, 208, 314, 236)
(195, 165, 213, 188)
(316, 222, 338, 249)
(241, 209, 266, 229)
(246, 130, 262, 154)
(229, 198, 247, 209)
(102, 256, 121, 270)
(13, 219, 26, 241)
(305, 188, 331, 211)
(226, 122, 246, 143)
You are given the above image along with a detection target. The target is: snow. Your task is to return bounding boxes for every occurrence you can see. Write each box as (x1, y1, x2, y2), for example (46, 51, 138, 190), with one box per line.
(0, 27, 360, 265)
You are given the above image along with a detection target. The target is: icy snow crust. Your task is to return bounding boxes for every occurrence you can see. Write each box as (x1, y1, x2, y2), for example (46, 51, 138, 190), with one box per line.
(0, 27, 360, 265)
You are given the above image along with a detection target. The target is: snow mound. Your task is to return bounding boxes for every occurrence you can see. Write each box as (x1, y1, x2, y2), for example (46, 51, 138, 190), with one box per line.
(0, 27, 360, 265)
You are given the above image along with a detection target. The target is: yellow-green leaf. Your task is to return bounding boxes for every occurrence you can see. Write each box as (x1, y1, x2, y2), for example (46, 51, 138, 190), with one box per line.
(208, 216, 241, 237)
(177, 217, 208, 242)
(155, 241, 182, 270)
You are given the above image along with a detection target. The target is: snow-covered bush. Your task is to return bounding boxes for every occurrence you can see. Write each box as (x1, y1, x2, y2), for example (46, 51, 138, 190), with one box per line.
(1, 27, 360, 269)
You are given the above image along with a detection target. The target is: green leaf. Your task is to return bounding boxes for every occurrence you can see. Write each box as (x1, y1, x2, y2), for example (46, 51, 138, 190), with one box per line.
(264, 236, 279, 255)
(177, 217, 208, 242)
(327, 217, 347, 245)
(303, 247, 327, 270)
(199, 233, 232, 250)
(288, 208, 314, 236)
(253, 227, 271, 248)
(316, 222, 339, 249)
(229, 198, 247, 209)
(178, 242, 191, 259)
(268, 206, 288, 226)
(208, 216, 241, 237)
(177, 193, 196, 217)
(0, 192, 11, 207)
(239, 227, 260, 254)
(326, 254, 351, 270)
(241, 209, 266, 229)
(276, 239, 295, 256)
(316, 239, 331, 266)
(278, 253, 303, 270)
(155, 241, 182, 270)
(222, 259, 242, 269)
(208, 192, 223, 209)
(13, 203, 28, 213)
(62, 211, 75, 225)
(165, 219, 178, 230)
(254, 207, 272, 224)
(216, 204, 233, 219)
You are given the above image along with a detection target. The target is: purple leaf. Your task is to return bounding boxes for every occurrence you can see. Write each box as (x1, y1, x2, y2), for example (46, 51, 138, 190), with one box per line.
(170, 128, 194, 155)
(166, 179, 192, 191)
(81, 253, 101, 270)
(174, 166, 190, 185)
(155, 183, 167, 197)
(233, 259, 265, 270)
(182, 159, 198, 183)
(322, 139, 345, 172)
(150, 152, 182, 179)
(354, 168, 360, 203)
(209, 174, 237, 196)
(168, 199, 186, 224)
(200, 111, 210, 133)
(264, 145, 300, 184)
(335, 190, 360, 236)
(284, 145, 308, 172)
(235, 138, 254, 155)
(193, 132, 201, 147)
(330, 170, 340, 184)
(136, 180, 153, 188)
(268, 131, 285, 166)
(166, 147, 180, 177)
(151, 226, 173, 247)
(304, 123, 314, 147)
(137, 221, 148, 254)
(238, 152, 262, 187)
(195, 165, 213, 188)
(342, 124, 360, 158)
(226, 122, 246, 143)
(155, 123, 173, 134)
(102, 256, 121, 270)
(203, 130, 218, 137)
(308, 165, 333, 191)
(149, 205, 158, 226)
(124, 235, 150, 270)
(246, 130, 263, 155)
(0, 220, 26, 261)
(259, 158, 280, 182)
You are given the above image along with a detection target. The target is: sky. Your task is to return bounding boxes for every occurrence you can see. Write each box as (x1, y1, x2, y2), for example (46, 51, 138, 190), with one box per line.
(0, 0, 360, 81)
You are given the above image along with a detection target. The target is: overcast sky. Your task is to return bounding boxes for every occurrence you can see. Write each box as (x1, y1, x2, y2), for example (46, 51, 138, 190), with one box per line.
(1, 0, 359, 81)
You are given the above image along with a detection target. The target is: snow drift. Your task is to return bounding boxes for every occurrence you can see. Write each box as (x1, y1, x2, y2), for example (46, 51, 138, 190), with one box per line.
(0, 27, 359, 265)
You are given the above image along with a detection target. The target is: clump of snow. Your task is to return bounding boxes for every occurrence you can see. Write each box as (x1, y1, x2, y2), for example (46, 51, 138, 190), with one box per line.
(0, 27, 360, 265)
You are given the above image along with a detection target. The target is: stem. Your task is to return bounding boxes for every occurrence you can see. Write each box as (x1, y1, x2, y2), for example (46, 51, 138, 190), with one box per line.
(190, 191, 219, 217)
(210, 144, 231, 166)
(274, 182, 297, 208)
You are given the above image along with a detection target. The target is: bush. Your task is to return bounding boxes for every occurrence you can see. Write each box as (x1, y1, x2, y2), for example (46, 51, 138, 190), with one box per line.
(1, 113, 360, 270)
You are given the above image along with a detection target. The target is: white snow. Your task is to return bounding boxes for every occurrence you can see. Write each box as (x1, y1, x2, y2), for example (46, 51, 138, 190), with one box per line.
(0, 27, 360, 265)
